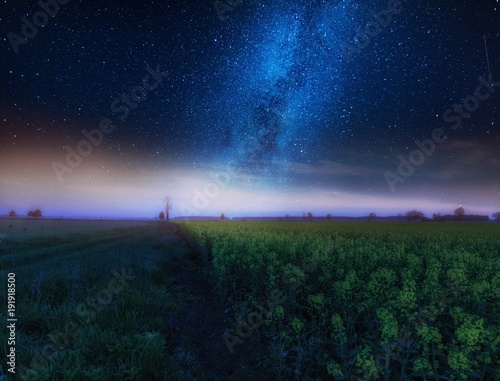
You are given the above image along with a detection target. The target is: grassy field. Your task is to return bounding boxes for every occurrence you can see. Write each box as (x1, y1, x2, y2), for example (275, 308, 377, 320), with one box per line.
(1, 221, 499, 380)
(0, 218, 149, 241)
(0, 221, 261, 381)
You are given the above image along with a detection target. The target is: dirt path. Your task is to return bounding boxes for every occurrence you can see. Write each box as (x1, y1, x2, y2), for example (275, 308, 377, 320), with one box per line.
(163, 222, 273, 381)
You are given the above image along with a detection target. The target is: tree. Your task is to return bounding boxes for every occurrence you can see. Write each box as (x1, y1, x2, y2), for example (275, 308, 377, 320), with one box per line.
(368, 213, 376, 222)
(8, 210, 16, 217)
(159, 211, 165, 220)
(454, 206, 465, 222)
(220, 213, 225, 220)
(307, 212, 313, 221)
(492, 212, 500, 222)
(405, 211, 411, 222)
(28, 209, 42, 217)
(326, 213, 333, 221)
(405, 210, 424, 222)
(164, 196, 172, 222)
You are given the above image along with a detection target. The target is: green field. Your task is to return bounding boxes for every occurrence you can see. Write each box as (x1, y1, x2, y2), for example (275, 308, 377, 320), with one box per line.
(179, 221, 500, 381)
(1, 221, 499, 380)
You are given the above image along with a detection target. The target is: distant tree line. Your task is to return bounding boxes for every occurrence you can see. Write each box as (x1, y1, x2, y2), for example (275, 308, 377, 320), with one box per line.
(283, 207, 498, 222)
(8, 209, 42, 217)
(407, 207, 493, 222)
(7, 204, 500, 222)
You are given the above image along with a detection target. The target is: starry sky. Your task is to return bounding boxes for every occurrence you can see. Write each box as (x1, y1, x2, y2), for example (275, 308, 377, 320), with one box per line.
(1, 0, 499, 218)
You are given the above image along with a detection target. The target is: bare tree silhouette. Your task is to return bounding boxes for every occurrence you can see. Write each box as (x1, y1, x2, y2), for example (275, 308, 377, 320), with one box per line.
(164, 196, 172, 222)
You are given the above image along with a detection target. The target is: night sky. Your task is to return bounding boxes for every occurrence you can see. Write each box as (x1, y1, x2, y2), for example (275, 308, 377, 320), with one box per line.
(1, 0, 499, 218)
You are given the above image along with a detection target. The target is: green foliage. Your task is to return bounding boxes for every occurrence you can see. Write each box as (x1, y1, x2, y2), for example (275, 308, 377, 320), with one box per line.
(326, 362, 343, 377)
(355, 344, 379, 379)
(179, 221, 500, 380)
(376, 308, 398, 345)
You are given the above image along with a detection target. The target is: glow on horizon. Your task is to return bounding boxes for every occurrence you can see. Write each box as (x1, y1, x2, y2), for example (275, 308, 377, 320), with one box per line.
(0, 161, 496, 219)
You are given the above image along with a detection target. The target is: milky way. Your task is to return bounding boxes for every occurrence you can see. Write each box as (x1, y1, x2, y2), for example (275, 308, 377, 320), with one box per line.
(210, 1, 357, 182)
(0, 0, 499, 218)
